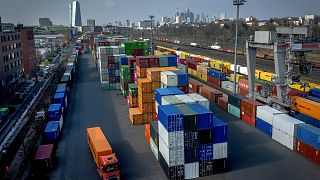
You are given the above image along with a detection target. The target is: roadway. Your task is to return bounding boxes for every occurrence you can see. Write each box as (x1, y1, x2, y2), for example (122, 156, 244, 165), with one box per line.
(49, 53, 319, 180)
(156, 41, 320, 84)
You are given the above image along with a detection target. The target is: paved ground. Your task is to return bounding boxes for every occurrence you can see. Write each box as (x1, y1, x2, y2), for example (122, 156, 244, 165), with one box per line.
(49, 53, 320, 180)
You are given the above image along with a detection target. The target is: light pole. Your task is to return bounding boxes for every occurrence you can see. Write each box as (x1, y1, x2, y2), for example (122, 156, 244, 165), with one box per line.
(149, 15, 155, 55)
(232, 0, 246, 94)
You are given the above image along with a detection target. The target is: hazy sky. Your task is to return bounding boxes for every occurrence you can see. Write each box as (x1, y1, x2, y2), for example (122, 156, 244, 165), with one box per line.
(0, 0, 319, 26)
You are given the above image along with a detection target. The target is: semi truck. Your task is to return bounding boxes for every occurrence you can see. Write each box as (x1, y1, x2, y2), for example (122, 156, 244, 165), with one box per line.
(87, 127, 120, 180)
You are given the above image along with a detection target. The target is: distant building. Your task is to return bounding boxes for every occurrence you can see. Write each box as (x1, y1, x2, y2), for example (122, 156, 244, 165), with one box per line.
(0, 17, 23, 96)
(82, 26, 94, 33)
(87, 19, 95, 27)
(15, 25, 37, 76)
(175, 16, 182, 24)
(258, 21, 267, 26)
(138, 20, 155, 30)
(69, 1, 82, 27)
(39, 18, 53, 27)
(219, 13, 226, 21)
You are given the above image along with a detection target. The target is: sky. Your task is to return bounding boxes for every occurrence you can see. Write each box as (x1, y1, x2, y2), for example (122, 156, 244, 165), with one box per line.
(0, 0, 319, 26)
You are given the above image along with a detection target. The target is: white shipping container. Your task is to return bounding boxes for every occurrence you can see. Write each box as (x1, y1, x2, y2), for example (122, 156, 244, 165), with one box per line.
(273, 114, 305, 137)
(161, 71, 178, 87)
(150, 138, 159, 161)
(239, 66, 248, 76)
(161, 95, 183, 105)
(254, 31, 275, 44)
(272, 127, 296, 150)
(230, 64, 241, 73)
(184, 163, 199, 179)
(213, 143, 228, 160)
(159, 136, 185, 166)
(187, 93, 209, 109)
(158, 121, 184, 147)
(256, 106, 283, 125)
(175, 94, 196, 104)
(221, 81, 237, 93)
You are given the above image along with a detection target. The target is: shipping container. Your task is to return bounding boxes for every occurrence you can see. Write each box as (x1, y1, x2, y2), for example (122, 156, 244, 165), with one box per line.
(213, 143, 228, 160)
(158, 121, 184, 147)
(213, 158, 227, 174)
(228, 104, 241, 118)
(198, 129, 213, 144)
(256, 106, 283, 125)
(273, 114, 305, 137)
(155, 88, 184, 105)
(159, 153, 185, 180)
(53, 92, 67, 110)
(207, 68, 226, 80)
(240, 99, 263, 126)
(175, 94, 196, 104)
(158, 105, 184, 132)
(150, 121, 159, 147)
(256, 118, 273, 137)
(296, 124, 320, 150)
(198, 144, 214, 161)
(33, 144, 55, 173)
(218, 97, 228, 111)
(44, 122, 60, 144)
(172, 70, 189, 86)
(175, 104, 198, 131)
(145, 123, 151, 144)
(199, 85, 223, 103)
(296, 140, 320, 165)
(221, 81, 237, 93)
(184, 163, 199, 179)
(161, 71, 178, 87)
(230, 73, 245, 83)
(290, 110, 320, 128)
(187, 93, 209, 109)
(291, 96, 320, 120)
(150, 138, 159, 161)
(199, 161, 214, 177)
(48, 104, 63, 121)
(189, 79, 203, 93)
(228, 94, 246, 108)
(188, 103, 214, 130)
(184, 147, 198, 163)
(159, 136, 185, 166)
(310, 88, 320, 98)
(207, 76, 221, 88)
(212, 116, 228, 143)
(161, 95, 183, 106)
(184, 131, 198, 148)
(272, 127, 296, 150)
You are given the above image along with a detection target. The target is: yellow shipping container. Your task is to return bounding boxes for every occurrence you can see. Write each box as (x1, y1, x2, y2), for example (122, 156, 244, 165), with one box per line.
(260, 72, 275, 82)
(197, 72, 208, 82)
(255, 70, 263, 79)
(180, 52, 190, 60)
(197, 64, 209, 75)
(210, 60, 224, 70)
(230, 73, 245, 83)
(288, 83, 311, 92)
(154, 50, 162, 55)
(188, 68, 197, 77)
(222, 62, 231, 71)
(291, 96, 320, 120)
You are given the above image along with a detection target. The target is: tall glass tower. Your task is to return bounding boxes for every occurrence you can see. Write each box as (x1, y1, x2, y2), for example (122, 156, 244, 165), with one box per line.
(69, 1, 82, 27)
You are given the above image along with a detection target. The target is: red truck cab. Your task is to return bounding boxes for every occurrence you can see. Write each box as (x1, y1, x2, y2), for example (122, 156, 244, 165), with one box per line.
(98, 154, 120, 180)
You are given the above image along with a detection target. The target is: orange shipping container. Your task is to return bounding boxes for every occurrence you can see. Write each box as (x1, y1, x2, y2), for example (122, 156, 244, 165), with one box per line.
(87, 127, 113, 167)
(218, 96, 228, 111)
(138, 78, 152, 93)
(138, 101, 155, 113)
(147, 67, 178, 82)
(136, 66, 147, 78)
(189, 79, 203, 93)
(291, 96, 320, 120)
(138, 92, 154, 104)
(199, 85, 223, 103)
(240, 99, 263, 126)
(129, 108, 143, 125)
(129, 95, 138, 108)
(145, 124, 151, 144)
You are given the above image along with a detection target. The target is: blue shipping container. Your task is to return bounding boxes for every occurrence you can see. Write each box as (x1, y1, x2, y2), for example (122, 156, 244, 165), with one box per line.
(171, 70, 189, 86)
(290, 111, 320, 128)
(48, 104, 62, 121)
(167, 55, 177, 67)
(115, 62, 120, 69)
(155, 88, 184, 105)
(115, 76, 120, 83)
(44, 121, 60, 143)
(310, 88, 320, 98)
(305, 96, 320, 103)
(158, 105, 184, 132)
(56, 84, 67, 94)
(256, 118, 272, 137)
(198, 144, 214, 161)
(120, 56, 128, 65)
(297, 124, 320, 150)
(207, 68, 226, 80)
(54, 93, 67, 108)
(184, 147, 198, 163)
(212, 116, 228, 143)
(187, 103, 214, 130)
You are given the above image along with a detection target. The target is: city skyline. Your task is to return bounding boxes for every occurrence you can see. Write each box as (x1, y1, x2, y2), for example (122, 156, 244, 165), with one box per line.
(0, 0, 319, 25)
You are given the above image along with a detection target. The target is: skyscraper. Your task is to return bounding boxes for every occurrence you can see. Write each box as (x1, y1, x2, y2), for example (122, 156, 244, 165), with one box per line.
(87, 19, 95, 27)
(69, 1, 82, 27)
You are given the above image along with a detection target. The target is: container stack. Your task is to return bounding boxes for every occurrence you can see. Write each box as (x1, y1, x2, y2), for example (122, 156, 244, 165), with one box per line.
(124, 41, 148, 56)
(120, 65, 131, 96)
(207, 68, 226, 88)
(189, 79, 203, 93)
(128, 83, 138, 108)
(256, 106, 283, 137)
(157, 100, 229, 179)
(47, 104, 63, 131)
(228, 94, 246, 118)
(154, 88, 184, 114)
(160, 70, 189, 94)
(136, 56, 159, 78)
(240, 99, 263, 126)
(272, 114, 305, 150)
(218, 96, 228, 111)
(199, 85, 223, 103)
(296, 124, 320, 165)
(196, 64, 209, 82)
(97, 46, 125, 90)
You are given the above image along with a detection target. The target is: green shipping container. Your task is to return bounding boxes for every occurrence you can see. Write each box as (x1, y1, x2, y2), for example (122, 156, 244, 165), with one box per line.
(228, 104, 240, 118)
(121, 65, 131, 83)
(129, 83, 138, 97)
(157, 55, 169, 67)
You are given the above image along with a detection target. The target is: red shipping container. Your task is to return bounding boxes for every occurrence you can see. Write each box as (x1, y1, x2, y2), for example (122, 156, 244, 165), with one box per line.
(187, 60, 198, 70)
(191, 57, 202, 63)
(240, 99, 263, 126)
(178, 85, 189, 94)
(199, 85, 223, 103)
(189, 79, 203, 93)
(207, 76, 221, 89)
(218, 96, 228, 111)
(128, 58, 136, 67)
(238, 86, 249, 97)
(288, 88, 309, 97)
(296, 140, 320, 165)
(238, 79, 262, 92)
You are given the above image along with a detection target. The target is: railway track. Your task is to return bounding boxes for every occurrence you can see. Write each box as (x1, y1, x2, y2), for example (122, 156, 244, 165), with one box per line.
(156, 40, 320, 84)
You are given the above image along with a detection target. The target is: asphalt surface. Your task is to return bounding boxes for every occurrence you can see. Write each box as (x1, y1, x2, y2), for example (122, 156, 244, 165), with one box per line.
(156, 41, 320, 84)
(49, 53, 320, 180)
